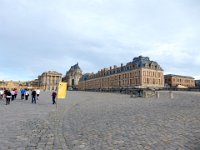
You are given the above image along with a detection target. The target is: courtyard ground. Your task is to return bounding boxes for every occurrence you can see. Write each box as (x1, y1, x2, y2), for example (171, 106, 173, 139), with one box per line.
(0, 91, 199, 150)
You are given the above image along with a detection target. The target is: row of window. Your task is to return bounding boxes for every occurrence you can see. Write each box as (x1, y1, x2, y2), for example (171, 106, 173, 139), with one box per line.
(79, 77, 164, 90)
(143, 78, 162, 85)
(41, 81, 59, 85)
(175, 79, 194, 83)
(143, 71, 161, 77)
(166, 78, 195, 83)
(86, 71, 142, 81)
(83, 79, 141, 89)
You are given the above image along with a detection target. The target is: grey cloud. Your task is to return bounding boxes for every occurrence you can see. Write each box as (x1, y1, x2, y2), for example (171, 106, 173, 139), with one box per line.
(0, 0, 200, 80)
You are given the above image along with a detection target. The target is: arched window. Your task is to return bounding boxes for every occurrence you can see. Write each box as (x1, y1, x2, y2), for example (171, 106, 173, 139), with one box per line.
(149, 64, 151, 68)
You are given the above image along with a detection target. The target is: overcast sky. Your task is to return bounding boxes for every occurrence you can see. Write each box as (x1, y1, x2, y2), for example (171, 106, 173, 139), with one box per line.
(0, 0, 200, 81)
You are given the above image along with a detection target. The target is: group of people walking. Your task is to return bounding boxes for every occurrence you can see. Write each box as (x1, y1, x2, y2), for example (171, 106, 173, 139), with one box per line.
(0, 88, 18, 105)
(0, 88, 57, 105)
(0, 88, 41, 105)
(20, 88, 40, 103)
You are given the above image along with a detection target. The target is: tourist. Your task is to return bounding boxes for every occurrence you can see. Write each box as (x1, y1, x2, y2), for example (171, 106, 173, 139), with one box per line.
(51, 90, 57, 104)
(25, 89, 29, 100)
(31, 89, 37, 104)
(4, 89, 11, 105)
(14, 88, 18, 99)
(36, 88, 40, 100)
(20, 88, 25, 100)
(11, 89, 15, 101)
(0, 88, 4, 99)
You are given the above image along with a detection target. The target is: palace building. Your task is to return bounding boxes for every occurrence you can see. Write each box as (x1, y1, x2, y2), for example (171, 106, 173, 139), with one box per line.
(164, 74, 195, 88)
(78, 56, 164, 91)
(63, 63, 82, 89)
(28, 79, 40, 89)
(38, 71, 62, 91)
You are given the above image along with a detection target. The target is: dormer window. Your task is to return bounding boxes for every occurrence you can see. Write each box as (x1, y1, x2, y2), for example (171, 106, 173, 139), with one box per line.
(149, 64, 151, 68)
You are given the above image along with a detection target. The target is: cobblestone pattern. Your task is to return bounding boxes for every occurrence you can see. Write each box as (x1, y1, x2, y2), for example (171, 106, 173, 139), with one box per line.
(62, 91, 200, 150)
(0, 91, 200, 150)
(0, 92, 60, 150)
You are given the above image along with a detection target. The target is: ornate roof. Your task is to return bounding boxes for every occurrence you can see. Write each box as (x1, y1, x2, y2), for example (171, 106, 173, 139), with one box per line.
(164, 74, 194, 79)
(127, 56, 163, 70)
(82, 73, 91, 80)
(79, 56, 164, 81)
(70, 63, 81, 71)
(42, 71, 62, 76)
(67, 63, 82, 74)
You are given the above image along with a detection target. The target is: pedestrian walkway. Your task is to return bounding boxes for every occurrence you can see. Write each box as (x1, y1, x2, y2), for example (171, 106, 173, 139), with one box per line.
(0, 91, 200, 150)
(0, 91, 58, 149)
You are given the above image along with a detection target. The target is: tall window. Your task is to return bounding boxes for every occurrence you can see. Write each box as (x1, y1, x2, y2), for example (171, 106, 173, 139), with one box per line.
(153, 79, 155, 84)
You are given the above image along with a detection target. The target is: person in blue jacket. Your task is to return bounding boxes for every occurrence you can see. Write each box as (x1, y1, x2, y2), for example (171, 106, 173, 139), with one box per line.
(20, 88, 25, 100)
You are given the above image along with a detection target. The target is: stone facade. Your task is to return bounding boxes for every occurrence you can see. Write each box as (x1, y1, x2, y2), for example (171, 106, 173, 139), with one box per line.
(38, 71, 62, 91)
(63, 63, 82, 89)
(0, 80, 27, 89)
(78, 56, 164, 91)
(29, 79, 40, 89)
(164, 74, 195, 88)
(195, 80, 200, 87)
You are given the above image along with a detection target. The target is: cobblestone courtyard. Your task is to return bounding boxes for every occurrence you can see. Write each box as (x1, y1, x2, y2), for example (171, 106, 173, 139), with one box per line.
(0, 91, 200, 150)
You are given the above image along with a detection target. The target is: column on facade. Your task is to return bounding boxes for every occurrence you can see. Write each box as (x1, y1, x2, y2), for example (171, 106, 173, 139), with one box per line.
(45, 74, 47, 90)
(54, 76, 57, 90)
(69, 77, 72, 87)
(50, 75, 53, 90)
(52, 75, 54, 90)
(48, 74, 50, 90)
(42, 76, 44, 89)
(57, 76, 59, 83)
(54, 75, 56, 90)
(51, 75, 53, 90)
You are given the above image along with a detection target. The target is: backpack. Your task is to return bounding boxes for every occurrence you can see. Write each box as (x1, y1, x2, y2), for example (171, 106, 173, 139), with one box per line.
(7, 91, 11, 96)
(52, 92, 57, 97)
(32, 91, 36, 96)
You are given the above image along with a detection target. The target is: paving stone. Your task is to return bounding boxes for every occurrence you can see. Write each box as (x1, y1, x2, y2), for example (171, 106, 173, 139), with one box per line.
(0, 91, 200, 149)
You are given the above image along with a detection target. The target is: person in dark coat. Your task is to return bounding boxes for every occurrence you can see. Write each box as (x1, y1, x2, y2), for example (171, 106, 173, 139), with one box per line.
(14, 88, 18, 99)
(4, 89, 11, 105)
(51, 91, 57, 104)
(31, 89, 37, 104)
